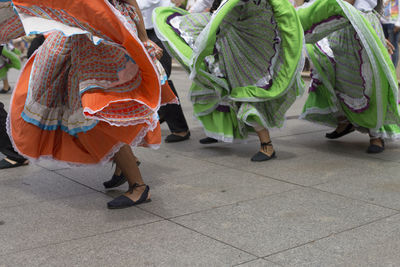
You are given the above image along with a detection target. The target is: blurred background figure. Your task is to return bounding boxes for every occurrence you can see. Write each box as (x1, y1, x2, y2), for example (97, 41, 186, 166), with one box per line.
(0, 101, 28, 169)
(0, 44, 21, 94)
(0, 46, 28, 169)
(188, 0, 212, 12)
(382, 0, 400, 67)
(27, 34, 45, 59)
(138, 0, 191, 143)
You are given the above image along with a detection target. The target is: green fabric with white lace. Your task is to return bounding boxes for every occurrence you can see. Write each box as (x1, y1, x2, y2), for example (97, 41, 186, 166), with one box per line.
(154, 0, 305, 142)
(0, 47, 21, 80)
(298, 0, 400, 140)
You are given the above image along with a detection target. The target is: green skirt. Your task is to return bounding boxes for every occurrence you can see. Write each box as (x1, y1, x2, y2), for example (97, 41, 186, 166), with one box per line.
(154, 0, 305, 142)
(0, 47, 21, 80)
(298, 0, 400, 140)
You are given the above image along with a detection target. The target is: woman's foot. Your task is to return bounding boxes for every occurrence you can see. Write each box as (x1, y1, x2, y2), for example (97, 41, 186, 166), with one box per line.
(326, 122, 355, 139)
(103, 161, 141, 189)
(199, 137, 218, 144)
(367, 138, 385, 154)
(0, 86, 11, 94)
(107, 184, 151, 209)
(0, 158, 28, 169)
(251, 142, 276, 162)
(103, 173, 127, 189)
(165, 131, 190, 143)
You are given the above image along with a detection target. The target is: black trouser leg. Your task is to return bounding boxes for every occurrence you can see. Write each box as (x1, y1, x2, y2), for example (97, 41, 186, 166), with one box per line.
(0, 102, 26, 163)
(159, 80, 189, 133)
(146, 29, 190, 133)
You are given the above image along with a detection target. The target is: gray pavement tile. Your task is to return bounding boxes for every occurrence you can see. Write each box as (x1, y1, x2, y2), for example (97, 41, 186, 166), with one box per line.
(365, 141, 400, 163)
(0, 167, 93, 209)
(139, 167, 299, 218)
(236, 259, 280, 267)
(266, 214, 400, 267)
(0, 162, 42, 180)
(36, 160, 72, 171)
(158, 126, 232, 155)
(160, 134, 306, 164)
(55, 148, 222, 193)
(160, 120, 328, 158)
(172, 188, 395, 257)
(269, 119, 330, 139)
(135, 146, 222, 177)
(55, 164, 116, 192)
(169, 137, 380, 187)
(0, 221, 255, 267)
(251, 147, 397, 187)
(278, 130, 377, 157)
(242, 145, 376, 187)
(313, 160, 400, 210)
(0, 193, 160, 255)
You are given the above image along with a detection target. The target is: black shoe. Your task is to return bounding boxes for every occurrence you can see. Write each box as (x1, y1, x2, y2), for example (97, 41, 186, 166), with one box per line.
(367, 139, 385, 154)
(103, 161, 141, 189)
(165, 132, 190, 143)
(0, 87, 11, 94)
(103, 174, 127, 189)
(326, 123, 355, 139)
(107, 184, 151, 209)
(199, 137, 218, 144)
(251, 142, 276, 162)
(0, 158, 28, 169)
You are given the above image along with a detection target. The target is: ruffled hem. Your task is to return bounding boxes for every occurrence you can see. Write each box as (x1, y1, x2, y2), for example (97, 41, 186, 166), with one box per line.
(7, 114, 160, 167)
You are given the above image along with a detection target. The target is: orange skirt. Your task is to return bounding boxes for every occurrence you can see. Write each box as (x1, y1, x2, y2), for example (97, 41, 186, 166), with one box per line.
(7, 0, 177, 165)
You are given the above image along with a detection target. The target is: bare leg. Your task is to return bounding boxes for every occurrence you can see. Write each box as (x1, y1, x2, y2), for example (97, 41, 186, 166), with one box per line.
(326, 115, 355, 139)
(104, 154, 140, 189)
(113, 165, 122, 176)
(255, 128, 275, 156)
(2, 78, 10, 91)
(113, 153, 139, 176)
(369, 138, 384, 147)
(334, 116, 352, 133)
(369, 132, 384, 148)
(113, 145, 149, 202)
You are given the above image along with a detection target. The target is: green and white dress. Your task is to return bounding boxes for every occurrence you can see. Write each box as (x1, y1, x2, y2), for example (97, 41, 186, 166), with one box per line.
(0, 46, 21, 81)
(154, 0, 305, 142)
(298, 0, 400, 140)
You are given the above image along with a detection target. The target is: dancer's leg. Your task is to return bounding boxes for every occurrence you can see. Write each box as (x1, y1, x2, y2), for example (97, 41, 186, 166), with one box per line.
(113, 145, 149, 202)
(255, 128, 275, 156)
(251, 126, 276, 162)
(326, 116, 355, 139)
(367, 133, 385, 153)
(2, 77, 10, 92)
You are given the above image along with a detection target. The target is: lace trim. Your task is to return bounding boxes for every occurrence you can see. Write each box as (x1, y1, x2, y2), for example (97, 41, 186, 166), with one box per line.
(7, 110, 160, 167)
(304, 15, 349, 43)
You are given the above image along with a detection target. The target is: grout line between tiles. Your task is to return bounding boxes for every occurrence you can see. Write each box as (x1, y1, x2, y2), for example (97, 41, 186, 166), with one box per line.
(262, 212, 400, 259)
(0, 218, 165, 257)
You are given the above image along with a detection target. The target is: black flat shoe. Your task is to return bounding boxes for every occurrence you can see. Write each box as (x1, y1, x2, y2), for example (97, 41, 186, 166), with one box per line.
(199, 137, 218, 144)
(107, 184, 151, 209)
(367, 139, 385, 154)
(103, 174, 127, 189)
(103, 161, 141, 189)
(0, 158, 28, 169)
(0, 87, 11, 94)
(251, 142, 276, 162)
(326, 123, 355, 139)
(165, 132, 190, 143)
